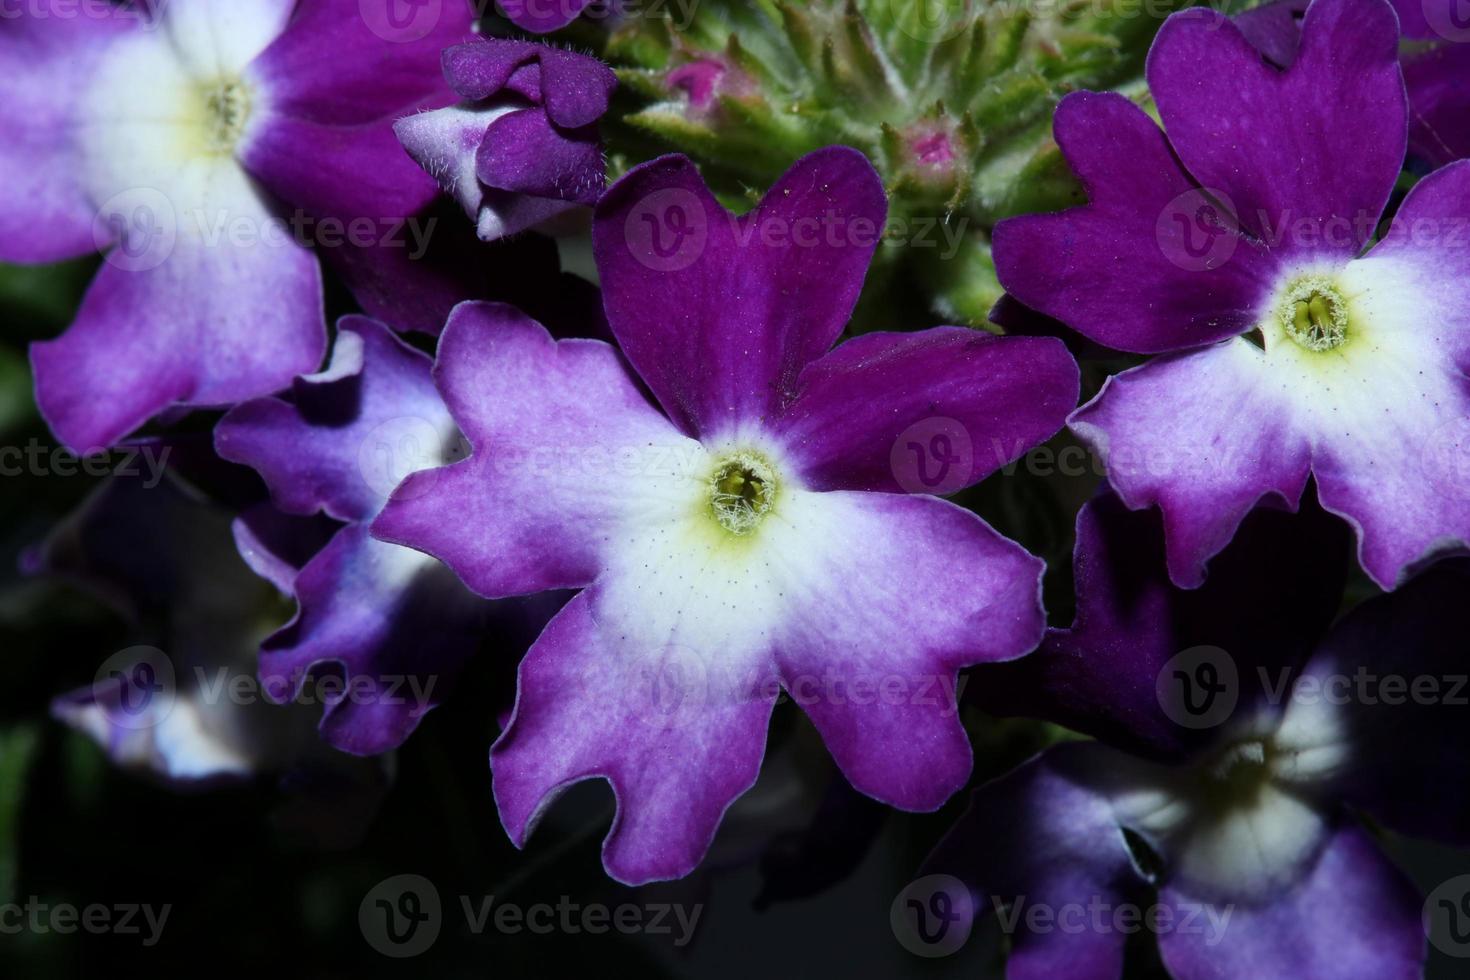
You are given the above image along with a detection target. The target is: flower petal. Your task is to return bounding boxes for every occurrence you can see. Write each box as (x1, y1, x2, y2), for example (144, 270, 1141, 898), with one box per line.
(923, 743, 1148, 980)
(771, 492, 1045, 810)
(1157, 824, 1423, 980)
(992, 92, 1276, 355)
(593, 148, 888, 438)
(1070, 342, 1313, 588)
(496, 0, 596, 34)
(972, 491, 1349, 761)
(245, 0, 473, 126)
(0, 1, 139, 262)
(772, 328, 1078, 494)
(490, 589, 778, 885)
(260, 524, 486, 756)
(31, 186, 327, 451)
(477, 107, 605, 203)
(1288, 559, 1470, 844)
(371, 302, 698, 598)
(1147, 0, 1406, 261)
(216, 317, 457, 524)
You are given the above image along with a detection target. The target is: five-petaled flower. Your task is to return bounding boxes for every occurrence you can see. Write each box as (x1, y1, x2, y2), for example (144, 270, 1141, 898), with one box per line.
(371, 147, 1080, 883)
(1, 0, 474, 452)
(994, 0, 1470, 590)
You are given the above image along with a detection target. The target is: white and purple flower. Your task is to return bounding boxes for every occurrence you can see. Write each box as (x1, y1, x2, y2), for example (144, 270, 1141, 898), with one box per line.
(994, 0, 1470, 589)
(369, 147, 1081, 883)
(215, 316, 521, 756)
(929, 492, 1469, 978)
(394, 37, 616, 242)
(2, 0, 474, 452)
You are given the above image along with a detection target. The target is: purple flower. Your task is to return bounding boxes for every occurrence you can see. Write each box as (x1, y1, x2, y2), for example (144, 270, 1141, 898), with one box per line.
(395, 37, 616, 242)
(993, 0, 1470, 590)
(369, 147, 1080, 883)
(925, 492, 1468, 978)
(36, 468, 361, 786)
(216, 317, 518, 756)
(1, 0, 474, 452)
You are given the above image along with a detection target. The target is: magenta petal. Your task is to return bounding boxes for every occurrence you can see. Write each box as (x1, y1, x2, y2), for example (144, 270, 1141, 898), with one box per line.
(491, 590, 777, 885)
(248, 0, 474, 126)
(372, 302, 692, 598)
(772, 328, 1078, 494)
(477, 108, 605, 203)
(32, 239, 327, 452)
(924, 743, 1147, 980)
(1070, 343, 1314, 589)
(1158, 824, 1423, 980)
(1147, 0, 1406, 261)
(593, 148, 888, 438)
(1233, 0, 1308, 67)
(773, 493, 1044, 810)
(0, 2, 138, 262)
(992, 92, 1277, 355)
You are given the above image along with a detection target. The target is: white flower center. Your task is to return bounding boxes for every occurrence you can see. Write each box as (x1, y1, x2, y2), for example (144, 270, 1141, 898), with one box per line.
(1272, 274, 1350, 352)
(708, 450, 778, 536)
(198, 77, 253, 156)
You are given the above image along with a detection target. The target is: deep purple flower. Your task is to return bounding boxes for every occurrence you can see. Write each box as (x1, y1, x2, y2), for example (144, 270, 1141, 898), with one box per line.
(216, 317, 504, 755)
(925, 492, 1468, 978)
(1, 0, 473, 452)
(395, 37, 616, 242)
(370, 147, 1080, 883)
(993, 0, 1470, 590)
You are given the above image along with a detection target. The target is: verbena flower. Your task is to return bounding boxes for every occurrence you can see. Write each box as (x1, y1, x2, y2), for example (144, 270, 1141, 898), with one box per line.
(216, 317, 524, 755)
(395, 37, 616, 242)
(927, 492, 1468, 978)
(370, 147, 1080, 883)
(993, 0, 1470, 590)
(0, 0, 472, 451)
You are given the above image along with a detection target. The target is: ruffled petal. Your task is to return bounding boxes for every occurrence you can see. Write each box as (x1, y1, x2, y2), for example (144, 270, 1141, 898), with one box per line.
(1070, 342, 1313, 588)
(259, 524, 486, 755)
(992, 92, 1277, 354)
(216, 317, 457, 524)
(1147, 0, 1406, 261)
(372, 302, 697, 597)
(772, 329, 1078, 494)
(592, 149, 888, 438)
(490, 590, 778, 885)
(770, 492, 1044, 809)
(477, 107, 604, 203)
